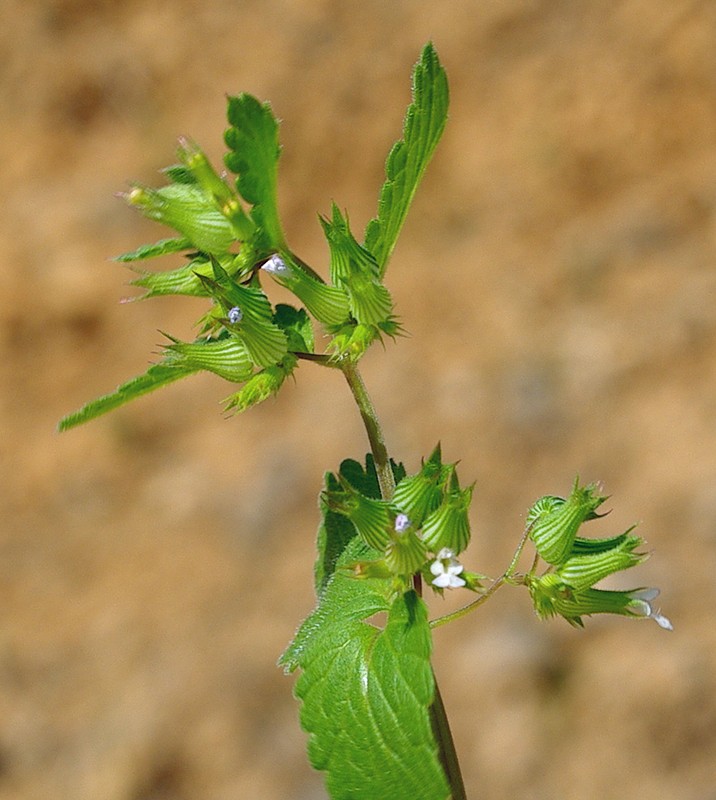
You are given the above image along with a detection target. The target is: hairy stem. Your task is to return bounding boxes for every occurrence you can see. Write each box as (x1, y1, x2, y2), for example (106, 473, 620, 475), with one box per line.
(341, 360, 395, 500)
(341, 359, 466, 799)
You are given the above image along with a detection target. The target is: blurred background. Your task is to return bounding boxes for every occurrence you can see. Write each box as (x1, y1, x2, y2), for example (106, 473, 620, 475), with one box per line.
(2, 1, 716, 798)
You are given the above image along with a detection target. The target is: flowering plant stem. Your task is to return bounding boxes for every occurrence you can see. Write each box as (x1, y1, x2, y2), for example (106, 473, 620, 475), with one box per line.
(57, 42, 672, 799)
(341, 359, 467, 799)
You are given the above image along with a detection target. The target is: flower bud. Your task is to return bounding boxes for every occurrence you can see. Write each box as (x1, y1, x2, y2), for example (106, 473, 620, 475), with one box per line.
(528, 479, 607, 565)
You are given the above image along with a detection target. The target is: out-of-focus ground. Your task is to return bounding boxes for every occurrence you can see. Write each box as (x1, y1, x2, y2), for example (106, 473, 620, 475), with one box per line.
(2, 2, 715, 798)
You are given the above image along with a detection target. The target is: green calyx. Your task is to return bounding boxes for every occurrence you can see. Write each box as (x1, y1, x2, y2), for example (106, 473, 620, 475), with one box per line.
(421, 477, 473, 556)
(125, 183, 236, 255)
(555, 528, 646, 591)
(320, 204, 395, 327)
(528, 573, 657, 628)
(392, 444, 447, 527)
(528, 479, 608, 565)
(260, 253, 350, 327)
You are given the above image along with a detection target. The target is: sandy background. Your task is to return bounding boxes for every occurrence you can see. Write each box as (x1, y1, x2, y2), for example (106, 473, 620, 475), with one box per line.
(2, 1, 716, 798)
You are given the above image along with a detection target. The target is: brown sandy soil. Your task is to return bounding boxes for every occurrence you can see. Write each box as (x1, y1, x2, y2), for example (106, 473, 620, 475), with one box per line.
(2, 2, 716, 798)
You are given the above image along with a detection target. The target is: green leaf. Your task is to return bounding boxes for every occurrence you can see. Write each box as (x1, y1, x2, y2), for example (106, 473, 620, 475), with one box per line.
(224, 94, 285, 250)
(364, 43, 449, 275)
(314, 473, 361, 595)
(114, 237, 193, 262)
(280, 546, 448, 800)
(57, 362, 195, 431)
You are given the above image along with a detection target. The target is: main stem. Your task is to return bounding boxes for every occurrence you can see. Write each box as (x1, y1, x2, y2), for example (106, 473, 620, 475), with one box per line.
(341, 360, 467, 800)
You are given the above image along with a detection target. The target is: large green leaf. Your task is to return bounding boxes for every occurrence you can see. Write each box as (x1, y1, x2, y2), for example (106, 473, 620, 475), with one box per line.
(364, 43, 449, 275)
(280, 540, 448, 800)
(224, 93, 285, 251)
(57, 362, 195, 431)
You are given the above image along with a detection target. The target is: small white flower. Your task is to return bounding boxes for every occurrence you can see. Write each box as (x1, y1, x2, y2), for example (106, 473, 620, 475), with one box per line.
(394, 513, 411, 533)
(630, 588, 673, 630)
(430, 547, 466, 589)
(228, 306, 242, 324)
(261, 254, 289, 275)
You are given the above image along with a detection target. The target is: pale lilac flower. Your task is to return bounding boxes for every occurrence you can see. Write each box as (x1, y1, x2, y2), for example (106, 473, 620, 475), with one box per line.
(430, 547, 466, 589)
(228, 306, 242, 324)
(261, 254, 289, 275)
(394, 513, 411, 533)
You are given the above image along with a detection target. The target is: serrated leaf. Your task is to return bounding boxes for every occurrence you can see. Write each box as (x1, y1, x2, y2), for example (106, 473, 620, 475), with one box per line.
(364, 43, 448, 275)
(57, 362, 195, 431)
(224, 94, 285, 250)
(280, 546, 448, 800)
(315, 474, 360, 595)
(114, 237, 192, 262)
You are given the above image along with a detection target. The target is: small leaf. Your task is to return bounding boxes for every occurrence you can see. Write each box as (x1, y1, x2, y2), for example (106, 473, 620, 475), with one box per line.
(224, 94, 285, 250)
(280, 546, 448, 800)
(57, 362, 194, 431)
(364, 43, 449, 274)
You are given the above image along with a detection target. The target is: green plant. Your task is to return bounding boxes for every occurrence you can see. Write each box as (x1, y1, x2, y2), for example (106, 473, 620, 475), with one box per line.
(59, 44, 671, 800)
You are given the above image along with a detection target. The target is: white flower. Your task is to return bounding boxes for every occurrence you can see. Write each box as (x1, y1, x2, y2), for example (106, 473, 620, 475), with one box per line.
(261, 254, 289, 275)
(394, 513, 411, 533)
(430, 547, 466, 589)
(228, 306, 242, 324)
(630, 588, 674, 631)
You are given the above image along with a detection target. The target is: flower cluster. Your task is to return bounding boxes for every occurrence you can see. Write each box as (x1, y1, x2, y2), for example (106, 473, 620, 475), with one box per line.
(321, 446, 482, 593)
(526, 480, 672, 629)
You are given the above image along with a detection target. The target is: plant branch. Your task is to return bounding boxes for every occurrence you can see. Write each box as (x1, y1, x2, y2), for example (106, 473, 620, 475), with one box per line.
(430, 523, 534, 629)
(340, 358, 466, 798)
